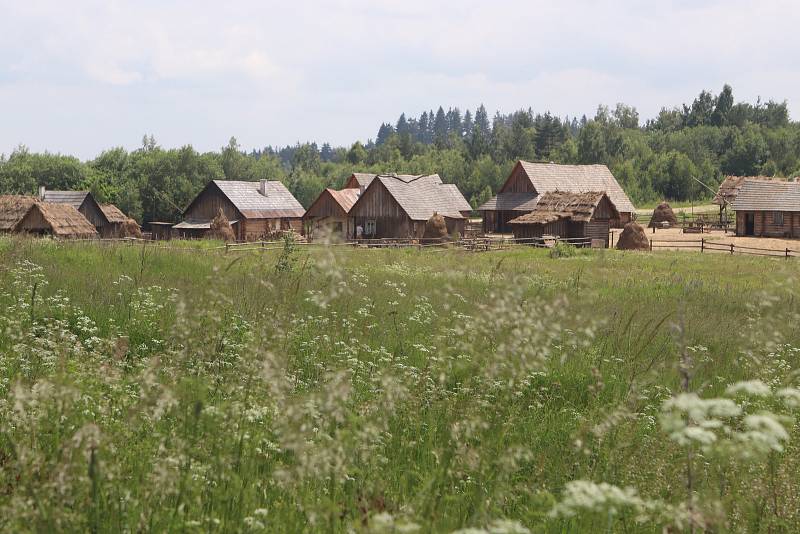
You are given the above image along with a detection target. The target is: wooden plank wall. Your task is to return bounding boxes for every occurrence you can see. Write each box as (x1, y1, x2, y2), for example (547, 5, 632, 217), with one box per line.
(185, 186, 241, 222)
(499, 164, 535, 193)
(349, 181, 413, 238)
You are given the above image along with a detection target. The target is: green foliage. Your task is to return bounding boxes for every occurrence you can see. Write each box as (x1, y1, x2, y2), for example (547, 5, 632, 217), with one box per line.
(2, 85, 799, 222)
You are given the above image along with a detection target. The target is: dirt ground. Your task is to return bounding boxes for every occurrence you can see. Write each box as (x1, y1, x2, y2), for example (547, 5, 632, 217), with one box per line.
(611, 227, 800, 254)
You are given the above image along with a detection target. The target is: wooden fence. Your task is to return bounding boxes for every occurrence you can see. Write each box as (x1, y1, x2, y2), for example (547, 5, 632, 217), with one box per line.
(649, 237, 797, 258)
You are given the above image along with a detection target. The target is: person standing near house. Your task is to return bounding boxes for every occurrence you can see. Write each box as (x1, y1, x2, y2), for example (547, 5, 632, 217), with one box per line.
(356, 224, 363, 240)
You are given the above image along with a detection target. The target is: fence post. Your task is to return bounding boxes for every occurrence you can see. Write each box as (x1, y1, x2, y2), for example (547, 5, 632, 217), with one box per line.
(610, 231, 614, 248)
(649, 239, 652, 252)
(701, 238, 704, 253)
(225, 243, 230, 253)
(786, 248, 790, 259)
(730, 243, 734, 255)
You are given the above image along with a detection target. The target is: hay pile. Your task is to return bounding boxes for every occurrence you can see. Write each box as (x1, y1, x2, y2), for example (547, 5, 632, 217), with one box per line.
(423, 212, 449, 240)
(616, 222, 650, 251)
(208, 208, 236, 242)
(120, 218, 142, 238)
(649, 202, 678, 228)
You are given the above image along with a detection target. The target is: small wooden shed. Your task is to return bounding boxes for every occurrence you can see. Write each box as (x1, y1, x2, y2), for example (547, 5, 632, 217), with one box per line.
(15, 202, 98, 238)
(508, 191, 619, 247)
(303, 188, 361, 240)
(731, 179, 800, 237)
(98, 204, 140, 238)
(348, 174, 472, 239)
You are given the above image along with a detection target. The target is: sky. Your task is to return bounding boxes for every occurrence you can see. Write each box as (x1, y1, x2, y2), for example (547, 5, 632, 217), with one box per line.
(1, 0, 798, 160)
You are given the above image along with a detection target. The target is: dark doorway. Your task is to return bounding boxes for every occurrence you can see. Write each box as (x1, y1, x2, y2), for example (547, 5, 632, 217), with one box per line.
(744, 213, 755, 236)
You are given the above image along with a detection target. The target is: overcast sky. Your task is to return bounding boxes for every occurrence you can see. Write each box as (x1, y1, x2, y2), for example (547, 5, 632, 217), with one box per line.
(1, 0, 798, 159)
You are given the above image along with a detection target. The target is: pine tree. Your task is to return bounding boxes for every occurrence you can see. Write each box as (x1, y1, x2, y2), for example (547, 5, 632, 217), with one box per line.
(396, 113, 410, 136)
(376, 123, 395, 146)
(433, 106, 448, 147)
(462, 110, 474, 140)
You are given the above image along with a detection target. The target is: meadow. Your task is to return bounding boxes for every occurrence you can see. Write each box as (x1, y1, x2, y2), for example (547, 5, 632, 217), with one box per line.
(1, 237, 799, 533)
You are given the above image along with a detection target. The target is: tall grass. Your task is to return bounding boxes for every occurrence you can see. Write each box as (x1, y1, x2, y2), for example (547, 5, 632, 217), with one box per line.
(1, 236, 799, 532)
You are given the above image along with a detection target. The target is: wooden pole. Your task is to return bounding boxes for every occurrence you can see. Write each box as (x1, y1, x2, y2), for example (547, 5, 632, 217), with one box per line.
(649, 239, 653, 252)
(730, 243, 734, 255)
(701, 238, 704, 253)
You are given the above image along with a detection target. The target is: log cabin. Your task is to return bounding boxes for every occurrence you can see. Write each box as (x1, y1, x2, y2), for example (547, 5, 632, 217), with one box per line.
(508, 191, 618, 247)
(176, 180, 305, 240)
(478, 161, 635, 233)
(348, 174, 472, 239)
(731, 179, 800, 238)
(303, 188, 361, 240)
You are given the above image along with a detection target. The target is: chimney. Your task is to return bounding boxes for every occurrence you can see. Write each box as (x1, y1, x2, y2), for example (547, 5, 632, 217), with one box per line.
(38, 185, 46, 200)
(259, 179, 268, 196)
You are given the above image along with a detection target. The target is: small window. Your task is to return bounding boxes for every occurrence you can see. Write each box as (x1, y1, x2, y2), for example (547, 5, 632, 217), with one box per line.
(365, 220, 376, 236)
(773, 211, 784, 225)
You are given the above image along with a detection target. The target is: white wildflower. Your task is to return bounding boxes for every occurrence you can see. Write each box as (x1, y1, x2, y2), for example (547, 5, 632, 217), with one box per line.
(550, 480, 648, 518)
(726, 380, 772, 397)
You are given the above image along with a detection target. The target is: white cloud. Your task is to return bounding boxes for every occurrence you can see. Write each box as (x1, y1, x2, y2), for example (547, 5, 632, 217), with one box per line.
(0, 0, 798, 158)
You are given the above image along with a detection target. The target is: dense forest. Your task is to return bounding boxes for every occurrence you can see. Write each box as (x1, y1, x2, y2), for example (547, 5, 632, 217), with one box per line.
(1, 85, 798, 224)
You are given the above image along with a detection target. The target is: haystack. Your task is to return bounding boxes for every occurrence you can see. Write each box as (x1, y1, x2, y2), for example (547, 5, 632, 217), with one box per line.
(208, 208, 236, 242)
(423, 212, 449, 240)
(616, 222, 649, 251)
(649, 202, 678, 228)
(120, 218, 143, 238)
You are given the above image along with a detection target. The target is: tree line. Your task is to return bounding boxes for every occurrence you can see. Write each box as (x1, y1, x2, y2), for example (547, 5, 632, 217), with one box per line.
(1, 85, 798, 224)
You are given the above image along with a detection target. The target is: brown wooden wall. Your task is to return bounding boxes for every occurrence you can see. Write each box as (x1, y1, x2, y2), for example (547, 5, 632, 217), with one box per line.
(79, 200, 107, 229)
(184, 185, 241, 223)
(511, 217, 610, 247)
(499, 163, 536, 194)
(349, 180, 413, 238)
(304, 191, 346, 219)
(737, 210, 800, 237)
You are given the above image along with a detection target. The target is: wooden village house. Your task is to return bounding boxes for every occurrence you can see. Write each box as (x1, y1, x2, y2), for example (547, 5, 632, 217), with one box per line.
(508, 191, 619, 247)
(176, 180, 305, 240)
(731, 179, 800, 238)
(40, 188, 107, 231)
(478, 161, 635, 233)
(343, 173, 376, 191)
(0, 195, 97, 238)
(303, 188, 361, 240)
(348, 174, 472, 239)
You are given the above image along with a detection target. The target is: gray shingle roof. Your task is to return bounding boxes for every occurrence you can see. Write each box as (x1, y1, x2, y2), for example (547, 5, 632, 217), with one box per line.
(42, 190, 91, 209)
(351, 173, 377, 187)
(516, 162, 635, 213)
(212, 180, 305, 218)
(731, 180, 800, 211)
(478, 192, 539, 211)
(372, 174, 471, 220)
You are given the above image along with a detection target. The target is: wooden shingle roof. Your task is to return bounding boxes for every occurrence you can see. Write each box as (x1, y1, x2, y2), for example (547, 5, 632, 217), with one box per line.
(713, 176, 780, 206)
(371, 174, 472, 220)
(189, 180, 305, 219)
(478, 192, 539, 211)
(327, 188, 361, 213)
(731, 180, 800, 212)
(41, 190, 92, 209)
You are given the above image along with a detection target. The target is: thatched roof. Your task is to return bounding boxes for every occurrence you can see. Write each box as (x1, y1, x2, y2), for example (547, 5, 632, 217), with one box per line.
(731, 180, 800, 212)
(0, 195, 37, 231)
(99, 203, 129, 224)
(508, 191, 618, 225)
(18, 202, 98, 238)
(713, 176, 781, 206)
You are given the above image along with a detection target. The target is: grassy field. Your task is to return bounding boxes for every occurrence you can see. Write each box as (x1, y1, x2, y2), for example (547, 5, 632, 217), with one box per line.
(1, 237, 800, 532)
